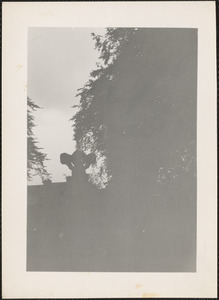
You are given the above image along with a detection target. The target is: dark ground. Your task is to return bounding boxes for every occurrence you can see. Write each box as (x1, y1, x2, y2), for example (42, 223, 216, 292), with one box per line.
(27, 175, 196, 272)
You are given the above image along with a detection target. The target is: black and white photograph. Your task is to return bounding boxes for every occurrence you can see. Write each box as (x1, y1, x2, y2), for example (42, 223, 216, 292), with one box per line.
(2, 2, 217, 298)
(27, 27, 197, 272)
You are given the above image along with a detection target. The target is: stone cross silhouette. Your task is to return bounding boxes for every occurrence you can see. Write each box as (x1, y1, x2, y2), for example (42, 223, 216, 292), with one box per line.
(60, 150, 96, 177)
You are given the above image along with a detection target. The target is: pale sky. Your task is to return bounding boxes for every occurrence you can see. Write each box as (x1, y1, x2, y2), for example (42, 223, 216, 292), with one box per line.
(28, 27, 106, 185)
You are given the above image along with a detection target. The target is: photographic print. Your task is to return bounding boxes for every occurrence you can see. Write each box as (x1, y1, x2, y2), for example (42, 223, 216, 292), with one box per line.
(2, 2, 217, 298)
(27, 27, 197, 272)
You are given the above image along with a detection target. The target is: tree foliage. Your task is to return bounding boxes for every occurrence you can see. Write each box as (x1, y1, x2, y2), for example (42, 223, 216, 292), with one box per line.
(27, 97, 51, 182)
(71, 28, 138, 188)
(72, 28, 197, 191)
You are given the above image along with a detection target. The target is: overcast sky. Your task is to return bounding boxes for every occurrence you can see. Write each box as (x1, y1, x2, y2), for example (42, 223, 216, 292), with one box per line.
(28, 27, 105, 184)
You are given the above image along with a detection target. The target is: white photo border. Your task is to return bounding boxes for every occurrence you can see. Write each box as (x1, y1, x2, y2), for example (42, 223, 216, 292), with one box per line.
(2, 1, 217, 298)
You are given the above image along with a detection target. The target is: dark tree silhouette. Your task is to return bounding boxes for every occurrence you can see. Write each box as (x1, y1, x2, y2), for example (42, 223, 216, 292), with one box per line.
(71, 29, 138, 188)
(72, 28, 197, 192)
(27, 97, 51, 182)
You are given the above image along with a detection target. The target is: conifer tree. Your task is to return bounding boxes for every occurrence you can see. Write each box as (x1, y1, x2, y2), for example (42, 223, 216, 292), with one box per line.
(27, 97, 51, 182)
